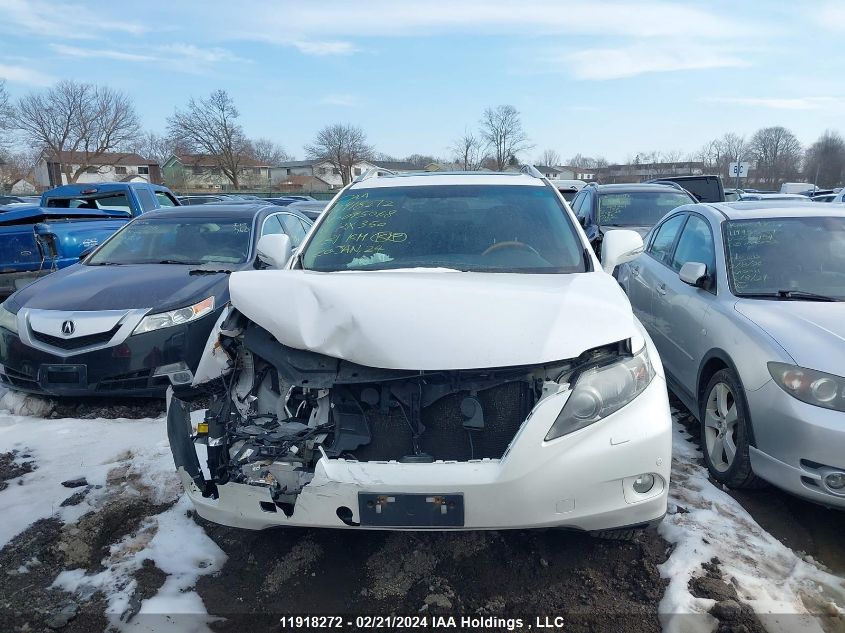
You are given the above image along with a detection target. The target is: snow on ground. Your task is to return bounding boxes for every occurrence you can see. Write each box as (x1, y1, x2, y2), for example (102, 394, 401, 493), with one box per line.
(659, 411, 845, 633)
(0, 390, 225, 632)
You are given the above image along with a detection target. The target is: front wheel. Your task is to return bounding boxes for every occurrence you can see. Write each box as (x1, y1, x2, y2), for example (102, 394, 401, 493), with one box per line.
(699, 369, 765, 489)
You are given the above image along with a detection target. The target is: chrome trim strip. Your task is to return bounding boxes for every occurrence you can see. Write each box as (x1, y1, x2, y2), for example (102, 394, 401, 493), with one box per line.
(18, 308, 150, 358)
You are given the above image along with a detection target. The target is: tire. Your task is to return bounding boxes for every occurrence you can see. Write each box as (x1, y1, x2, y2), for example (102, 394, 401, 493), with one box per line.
(699, 369, 765, 489)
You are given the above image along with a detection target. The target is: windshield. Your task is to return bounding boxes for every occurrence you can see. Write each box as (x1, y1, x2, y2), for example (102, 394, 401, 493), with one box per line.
(301, 185, 586, 273)
(725, 217, 845, 299)
(87, 216, 253, 265)
(598, 192, 692, 227)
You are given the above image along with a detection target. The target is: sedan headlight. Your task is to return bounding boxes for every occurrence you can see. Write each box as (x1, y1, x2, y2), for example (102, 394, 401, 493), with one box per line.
(768, 362, 845, 412)
(546, 345, 655, 441)
(132, 297, 215, 335)
(0, 303, 18, 334)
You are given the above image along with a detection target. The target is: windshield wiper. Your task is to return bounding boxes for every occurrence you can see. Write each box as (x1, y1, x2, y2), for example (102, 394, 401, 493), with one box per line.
(85, 261, 122, 266)
(777, 289, 839, 302)
(156, 259, 201, 265)
(737, 290, 840, 302)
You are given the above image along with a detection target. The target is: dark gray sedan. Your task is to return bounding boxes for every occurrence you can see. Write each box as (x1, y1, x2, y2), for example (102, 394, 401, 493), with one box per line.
(618, 202, 845, 508)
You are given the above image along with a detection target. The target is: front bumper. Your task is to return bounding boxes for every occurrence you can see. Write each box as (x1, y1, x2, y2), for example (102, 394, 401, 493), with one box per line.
(169, 375, 672, 531)
(0, 311, 221, 397)
(746, 380, 845, 509)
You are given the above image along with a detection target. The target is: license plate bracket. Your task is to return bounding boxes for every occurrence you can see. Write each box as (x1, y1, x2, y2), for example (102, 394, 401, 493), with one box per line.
(358, 493, 464, 527)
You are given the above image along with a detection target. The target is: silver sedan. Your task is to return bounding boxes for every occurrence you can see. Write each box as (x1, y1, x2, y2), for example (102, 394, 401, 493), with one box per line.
(618, 201, 845, 508)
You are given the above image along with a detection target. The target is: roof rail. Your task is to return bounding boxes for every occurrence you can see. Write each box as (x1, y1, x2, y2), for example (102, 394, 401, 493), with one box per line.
(520, 164, 545, 179)
(646, 179, 686, 192)
(353, 167, 396, 183)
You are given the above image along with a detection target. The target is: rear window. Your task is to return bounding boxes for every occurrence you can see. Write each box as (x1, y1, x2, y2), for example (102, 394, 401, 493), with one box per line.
(47, 194, 132, 212)
(598, 192, 692, 227)
(302, 184, 586, 273)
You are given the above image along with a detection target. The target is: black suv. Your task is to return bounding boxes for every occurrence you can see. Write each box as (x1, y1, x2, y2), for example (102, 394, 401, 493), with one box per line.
(570, 183, 696, 255)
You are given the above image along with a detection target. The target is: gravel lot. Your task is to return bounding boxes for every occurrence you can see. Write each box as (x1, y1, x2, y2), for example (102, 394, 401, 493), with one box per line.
(0, 392, 842, 633)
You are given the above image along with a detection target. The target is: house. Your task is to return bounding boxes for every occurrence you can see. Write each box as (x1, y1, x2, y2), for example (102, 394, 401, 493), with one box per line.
(594, 161, 705, 184)
(534, 165, 571, 179)
(271, 159, 427, 189)
(9, 179, 37, 195)
(270, 174, 332, 193)
(34, 151, 161, 187)
(161, 154, 272, 191)
(271, 159, 377, 189)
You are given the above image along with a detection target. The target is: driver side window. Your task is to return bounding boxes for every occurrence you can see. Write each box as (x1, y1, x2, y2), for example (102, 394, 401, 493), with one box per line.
(648, 214, 686, 264)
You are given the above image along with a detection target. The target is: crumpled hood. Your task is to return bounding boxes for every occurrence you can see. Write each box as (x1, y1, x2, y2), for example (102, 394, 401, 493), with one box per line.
(229, 269, 638, 370)
(8, 263, 231, 312)
(734, 300, 845, 375)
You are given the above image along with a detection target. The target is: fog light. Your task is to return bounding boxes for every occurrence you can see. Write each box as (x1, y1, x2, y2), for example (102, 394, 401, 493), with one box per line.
(825, 472, 845, 490)
(153, 362, 193, 385)
(633, 473, 655, 494)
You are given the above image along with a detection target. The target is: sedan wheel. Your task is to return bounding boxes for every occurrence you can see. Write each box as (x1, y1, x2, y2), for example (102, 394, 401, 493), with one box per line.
(699, 369, 765, 489)
(703, 382, 739, 473)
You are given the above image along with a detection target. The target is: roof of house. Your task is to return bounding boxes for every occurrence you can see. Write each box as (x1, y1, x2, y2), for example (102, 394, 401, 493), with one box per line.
(173, 153, 270, 168)
(45, 151, 154, 166)
(275, 160, 324, 169)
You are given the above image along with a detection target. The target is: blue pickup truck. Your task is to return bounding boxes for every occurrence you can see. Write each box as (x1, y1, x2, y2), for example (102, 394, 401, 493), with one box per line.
(0, 182, 180, 297)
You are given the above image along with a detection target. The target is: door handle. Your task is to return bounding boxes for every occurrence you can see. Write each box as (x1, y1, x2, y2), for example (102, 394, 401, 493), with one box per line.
(656, 283, 667, 296)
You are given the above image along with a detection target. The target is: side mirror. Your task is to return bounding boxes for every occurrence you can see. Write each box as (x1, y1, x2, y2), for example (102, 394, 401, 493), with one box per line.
(679, 261, 708, 287)
(256, 233, 292, 269)
(600, 229, 644, 274)
(78, 246, 96, 261)
(578, 216, 588, 228)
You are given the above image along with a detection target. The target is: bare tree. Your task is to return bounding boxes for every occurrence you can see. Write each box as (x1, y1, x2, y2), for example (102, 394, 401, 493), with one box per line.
(13, 80, 140, 183)
(304, 123, 373, 185)
(537, 149, 561, 167)
(167, 89, 251, 188)
(0, 148, 40, 185)
(123, 131, 175, 166)
(404, 154, 437, 168)
(0, 80, 11, 150)
(479, 105, 533, 171)
(748, 126, 802, 187)
(804, 130, 845, 188)
(249, 138, 291, 166)
(451, 129, 486, 171)
(567, 154, 608, 169)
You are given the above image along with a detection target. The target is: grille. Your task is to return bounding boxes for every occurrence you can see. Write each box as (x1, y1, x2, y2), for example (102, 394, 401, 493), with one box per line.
(95, 369, 161, 392)
(0, 366, 38, 389)
(351, 381, 533, 462)
(31, 324, 121, 351)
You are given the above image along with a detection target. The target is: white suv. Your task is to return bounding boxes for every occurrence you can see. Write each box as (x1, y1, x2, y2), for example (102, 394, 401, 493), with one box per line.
(167, 169, 672, 537)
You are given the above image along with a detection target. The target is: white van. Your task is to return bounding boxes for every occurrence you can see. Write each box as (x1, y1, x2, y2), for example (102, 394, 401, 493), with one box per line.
(780, 182, 816, 195)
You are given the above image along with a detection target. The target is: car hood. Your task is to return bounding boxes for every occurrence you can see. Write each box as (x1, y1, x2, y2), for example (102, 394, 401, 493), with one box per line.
(229, 269, 639, 370)
(7, 263, 232, 312)
(734, 300, 845, 375)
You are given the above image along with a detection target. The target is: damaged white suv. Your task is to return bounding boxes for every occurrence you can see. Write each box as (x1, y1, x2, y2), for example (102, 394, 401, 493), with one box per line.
(167, 170, 672, 537)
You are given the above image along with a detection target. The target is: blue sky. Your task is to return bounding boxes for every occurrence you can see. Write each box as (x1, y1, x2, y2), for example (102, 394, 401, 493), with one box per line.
(0, 0, 843, 163)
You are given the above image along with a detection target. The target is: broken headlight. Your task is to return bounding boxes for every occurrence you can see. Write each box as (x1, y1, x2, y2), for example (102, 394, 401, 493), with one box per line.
(0, 303, 18, 334)
(133, 297, 214, 335)
(546, 344, 655, 441)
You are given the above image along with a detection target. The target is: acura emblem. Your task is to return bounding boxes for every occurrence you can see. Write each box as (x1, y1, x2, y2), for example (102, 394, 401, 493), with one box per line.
(61, 320, 75, 336)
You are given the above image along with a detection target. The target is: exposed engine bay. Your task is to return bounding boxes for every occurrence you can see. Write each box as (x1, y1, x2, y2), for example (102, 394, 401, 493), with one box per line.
(185, 309, 628, 515)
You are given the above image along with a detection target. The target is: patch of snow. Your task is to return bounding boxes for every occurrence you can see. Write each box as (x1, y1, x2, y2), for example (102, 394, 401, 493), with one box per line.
(659, 417, 845, 633)
(0, 389, 55, 418)
(0, 403, 226, 629)
(53, 495, 225, 632)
